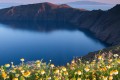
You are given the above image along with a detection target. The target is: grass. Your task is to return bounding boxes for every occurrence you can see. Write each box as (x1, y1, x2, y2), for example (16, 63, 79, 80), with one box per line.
(0, 54, 120, 80)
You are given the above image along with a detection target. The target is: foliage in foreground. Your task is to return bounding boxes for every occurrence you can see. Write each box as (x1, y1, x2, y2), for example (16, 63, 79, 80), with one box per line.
(0, 54, 120, 80)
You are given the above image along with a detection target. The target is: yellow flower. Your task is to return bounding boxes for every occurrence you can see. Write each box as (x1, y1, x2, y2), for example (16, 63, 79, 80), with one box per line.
(35, 76, 39, 79)
(20, 58, 25, 62)
(108, 59, 113, 62)
(1, 72, 7, 79)
(50, 64, 54, 68)
(77, 78, 81, 80)
(36, 60, 41, 63)
(36, 61, 41, 67)
(47, 77, 51, 80)
(62, 67, 66, 71)
(100, 67, 107, 72)
(110, 70, 118, 75)
(41, 70, 45, 75)
(109, 76, 113, 80)
(64, 71, 68, 75)
(77, 70, 82, 75)
(71, 60, 75, 64)
(112, 70, 118, 75)
(54, 69, 59, 74)
(102, 76, 108, 80)
(12, 78, 18, 80)
(98, 55, 102, 60)
(84, 67, 90, 72)
(117, 59, 120, 64)
(5, 64, 10, 68)
(22, 71, 31, 77)
(21, 70, 25, 73)
(106, 65, 111, 69)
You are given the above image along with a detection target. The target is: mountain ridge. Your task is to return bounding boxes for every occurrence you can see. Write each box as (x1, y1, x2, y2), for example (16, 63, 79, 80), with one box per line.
(0, 3, 120, 45)
(66, 1, 111, 5)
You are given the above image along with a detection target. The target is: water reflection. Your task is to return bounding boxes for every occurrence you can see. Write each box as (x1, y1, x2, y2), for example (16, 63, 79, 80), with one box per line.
(1, 22, 78, 32)
(0, 22, 108, 66)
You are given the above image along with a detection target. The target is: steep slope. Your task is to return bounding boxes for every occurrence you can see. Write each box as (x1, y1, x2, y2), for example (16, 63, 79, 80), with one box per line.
(0, 2, 84, 22)
(0, 3, 120, 45)
(89, 5, 120, 45)
(70, 5, 120, 45)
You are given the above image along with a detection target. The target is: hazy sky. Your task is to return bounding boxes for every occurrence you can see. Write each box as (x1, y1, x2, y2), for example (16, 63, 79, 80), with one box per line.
(0, 0, 119, 4)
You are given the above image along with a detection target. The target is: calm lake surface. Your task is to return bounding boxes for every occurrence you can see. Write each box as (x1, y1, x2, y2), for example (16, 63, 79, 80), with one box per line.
(0, 22, 107, 65)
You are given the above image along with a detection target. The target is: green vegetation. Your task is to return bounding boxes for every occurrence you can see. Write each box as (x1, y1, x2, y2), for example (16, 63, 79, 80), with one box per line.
(0, 54, 120, 80)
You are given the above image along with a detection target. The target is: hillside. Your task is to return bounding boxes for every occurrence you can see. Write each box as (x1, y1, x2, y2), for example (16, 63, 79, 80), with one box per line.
(0, 3, 120, 46)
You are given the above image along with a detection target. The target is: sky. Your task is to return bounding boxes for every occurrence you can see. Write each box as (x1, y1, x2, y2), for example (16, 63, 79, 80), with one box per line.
(0, 0, 119, 4)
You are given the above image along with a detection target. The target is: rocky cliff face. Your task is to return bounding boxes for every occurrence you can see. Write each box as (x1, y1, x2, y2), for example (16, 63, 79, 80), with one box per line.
(0, 2, 83, 22)
(0, 3, 120, 45)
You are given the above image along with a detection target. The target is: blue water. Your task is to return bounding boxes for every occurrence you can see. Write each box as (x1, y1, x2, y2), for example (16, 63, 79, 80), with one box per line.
(0, 22, 107, 66)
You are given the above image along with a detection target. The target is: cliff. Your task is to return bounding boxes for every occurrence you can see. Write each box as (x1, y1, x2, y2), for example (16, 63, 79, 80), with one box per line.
(0, 2, 120, 45)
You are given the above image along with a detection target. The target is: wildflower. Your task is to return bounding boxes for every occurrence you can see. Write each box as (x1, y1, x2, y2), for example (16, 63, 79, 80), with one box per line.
(86, 61, 89, 64)
(54, 69, 59, 74)
(12, 78, 18, 80)
(70, 66, 75, 70)
(98, 55, 102, 60)
(71, 60, 75, 64)
(5, 64, 10, 68)
(93, 78, 96, 80)
(108, 59, 113, 62)
(117, 59, 120, 64)
(102, 76, 108, 80)
(36, 60, 41, 67)
(22, 71, 31, 77)
(84, 67, 90, 72)
(15, 74, 20, 77)
(106, 65, 111, 69)
(100, 67, 107, 72)
(11, 70, 16, 73)
(11, 62, 15, 68)
(113, 70, 118, 75)
(21, 70, 25, 73)
(50, 64, 54, 68)
(67, 63, 70, 66)
(1, 72, 7, 79)
(113, 54, 119, 57)
(41, 70, 45, 75)
(18, 67, 22, 70)
(110, 70, 118, 75)
(77, 78, 81, 80)
(64, 71, 68, 76)
(109, 76, 113, 80)
(62, 67, 66, 71)
(36, 60, 40, 63)
(35, 76, 39, 79)
(47, 77, 51, 80)
(77, 70, 82, 75)
(20, 58, 25, 62)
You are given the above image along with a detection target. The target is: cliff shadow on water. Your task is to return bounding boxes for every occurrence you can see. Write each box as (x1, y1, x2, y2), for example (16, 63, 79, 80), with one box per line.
(0, 21, 109, 48)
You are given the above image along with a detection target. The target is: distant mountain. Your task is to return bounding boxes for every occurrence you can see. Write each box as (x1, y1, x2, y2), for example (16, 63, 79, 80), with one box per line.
(66, 1, 110, 5)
